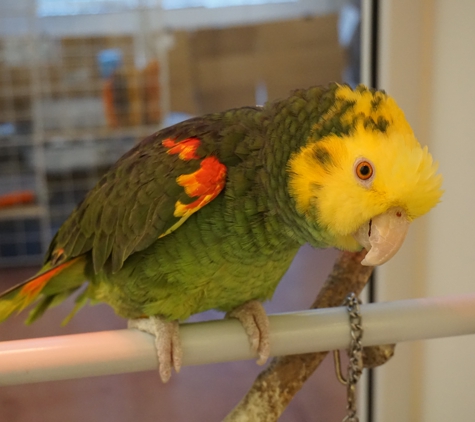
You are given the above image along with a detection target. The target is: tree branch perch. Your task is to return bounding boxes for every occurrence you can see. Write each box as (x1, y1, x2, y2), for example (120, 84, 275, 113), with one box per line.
(224, 250, 374, 421)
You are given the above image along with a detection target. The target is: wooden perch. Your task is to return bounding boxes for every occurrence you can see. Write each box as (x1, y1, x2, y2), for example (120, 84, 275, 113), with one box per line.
(224, 250, 375, 421)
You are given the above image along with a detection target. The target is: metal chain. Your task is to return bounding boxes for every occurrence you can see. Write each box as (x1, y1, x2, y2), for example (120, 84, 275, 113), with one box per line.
(342, 292, 364, 422)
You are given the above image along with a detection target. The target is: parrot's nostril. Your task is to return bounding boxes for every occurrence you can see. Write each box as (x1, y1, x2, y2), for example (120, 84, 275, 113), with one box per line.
(368, 219, 372, 237)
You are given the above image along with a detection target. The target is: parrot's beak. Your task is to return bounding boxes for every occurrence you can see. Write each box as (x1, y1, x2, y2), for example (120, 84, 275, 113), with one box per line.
(353, 207, 410, 266)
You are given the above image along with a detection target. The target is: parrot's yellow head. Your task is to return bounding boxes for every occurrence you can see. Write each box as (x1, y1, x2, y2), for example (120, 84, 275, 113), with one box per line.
(287, 84, 443, 266)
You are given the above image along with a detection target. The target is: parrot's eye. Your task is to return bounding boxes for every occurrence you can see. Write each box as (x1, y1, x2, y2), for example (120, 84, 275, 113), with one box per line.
(354, 159, 375, 183)
(356, 162, 373, 179)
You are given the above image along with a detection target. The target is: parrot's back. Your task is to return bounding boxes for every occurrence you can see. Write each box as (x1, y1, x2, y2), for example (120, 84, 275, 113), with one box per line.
(0, 99, 312, 323)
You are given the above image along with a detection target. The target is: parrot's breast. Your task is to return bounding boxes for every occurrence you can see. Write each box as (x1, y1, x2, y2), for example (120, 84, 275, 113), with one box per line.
(89, 194, 300, 321)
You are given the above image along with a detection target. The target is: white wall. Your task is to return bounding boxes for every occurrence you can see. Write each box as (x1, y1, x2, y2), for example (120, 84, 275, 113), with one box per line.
(375, 0, 475, 420)
(421, 1, 475, 420)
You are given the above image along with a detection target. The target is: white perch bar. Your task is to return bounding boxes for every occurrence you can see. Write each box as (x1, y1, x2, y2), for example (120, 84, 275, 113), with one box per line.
(1, 293, 475, 386)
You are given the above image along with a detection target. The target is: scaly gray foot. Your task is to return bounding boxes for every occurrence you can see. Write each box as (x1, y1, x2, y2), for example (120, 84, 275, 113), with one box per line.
(226, 300, 270, 365)
(128, 316, 182, 382)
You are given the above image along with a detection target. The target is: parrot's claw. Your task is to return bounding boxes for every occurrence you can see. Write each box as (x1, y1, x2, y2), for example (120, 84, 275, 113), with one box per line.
(226, 300, 270, 365)
(128, 316, 182, 383)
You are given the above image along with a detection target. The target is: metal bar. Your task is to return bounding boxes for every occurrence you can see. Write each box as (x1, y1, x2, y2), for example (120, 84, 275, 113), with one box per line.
(1, 293, 475, 386)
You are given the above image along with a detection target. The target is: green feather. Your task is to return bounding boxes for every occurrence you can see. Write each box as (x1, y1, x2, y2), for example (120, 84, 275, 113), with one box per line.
(0, 83, 427, 325)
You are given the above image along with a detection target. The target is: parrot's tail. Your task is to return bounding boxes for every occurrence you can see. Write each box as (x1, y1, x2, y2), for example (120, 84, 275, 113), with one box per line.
(0, 256, 87, 324)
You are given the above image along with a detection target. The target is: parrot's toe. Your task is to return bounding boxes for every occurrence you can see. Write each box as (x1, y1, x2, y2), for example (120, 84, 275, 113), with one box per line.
(128, 316, 182, 382)
(226, 300, 270, 365)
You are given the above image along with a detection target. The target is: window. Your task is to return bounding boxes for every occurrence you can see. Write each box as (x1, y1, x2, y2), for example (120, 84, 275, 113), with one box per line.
(38, 0, 295, 17)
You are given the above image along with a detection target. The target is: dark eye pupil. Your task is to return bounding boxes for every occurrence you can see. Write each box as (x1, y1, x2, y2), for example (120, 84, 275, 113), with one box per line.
(359, 165, 370, 176)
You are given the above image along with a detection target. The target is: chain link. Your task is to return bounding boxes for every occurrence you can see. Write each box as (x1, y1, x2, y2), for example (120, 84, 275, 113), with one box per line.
(342, 293, 363, 422)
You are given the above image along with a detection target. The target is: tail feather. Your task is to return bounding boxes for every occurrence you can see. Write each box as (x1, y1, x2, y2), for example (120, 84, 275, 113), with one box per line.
(26, 286, 82, 325)
(0, 256, 85, 323)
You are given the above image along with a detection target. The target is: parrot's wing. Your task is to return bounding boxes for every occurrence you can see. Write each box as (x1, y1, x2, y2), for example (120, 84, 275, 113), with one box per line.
(50, 122, 227, 274)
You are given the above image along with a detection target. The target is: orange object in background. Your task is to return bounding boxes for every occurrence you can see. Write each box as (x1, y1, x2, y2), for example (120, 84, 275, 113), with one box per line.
(102, 79, 118, 127)
(0, 190, 36, 208)
(102, 78, 119, 128)
(102, 61, 160, 128)
(142, 60, 161, 125)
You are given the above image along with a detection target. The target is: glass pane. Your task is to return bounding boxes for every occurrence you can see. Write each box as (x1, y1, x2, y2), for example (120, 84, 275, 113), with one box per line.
(0, 1, 362, 421)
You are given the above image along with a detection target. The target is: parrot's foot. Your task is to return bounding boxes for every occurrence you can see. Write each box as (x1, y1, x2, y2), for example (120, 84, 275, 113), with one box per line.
(226, 300, 270, 365)
(128, 316, 182, 383)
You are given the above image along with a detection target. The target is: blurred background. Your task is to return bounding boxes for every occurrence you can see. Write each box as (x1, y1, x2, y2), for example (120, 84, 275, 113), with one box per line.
(0, 0, 361, 421)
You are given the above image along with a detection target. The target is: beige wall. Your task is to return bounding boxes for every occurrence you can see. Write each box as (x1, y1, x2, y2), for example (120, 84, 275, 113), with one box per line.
(375, 0, 475, 420)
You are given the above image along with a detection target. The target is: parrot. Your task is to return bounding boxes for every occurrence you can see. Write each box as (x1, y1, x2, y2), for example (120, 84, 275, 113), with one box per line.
(0, 83, 443, 382)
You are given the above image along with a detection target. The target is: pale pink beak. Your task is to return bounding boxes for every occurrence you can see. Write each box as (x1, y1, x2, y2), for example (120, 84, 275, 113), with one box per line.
(353, 207, 410, 266)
